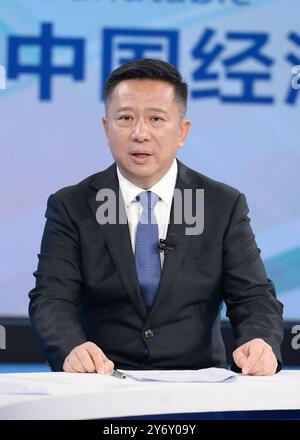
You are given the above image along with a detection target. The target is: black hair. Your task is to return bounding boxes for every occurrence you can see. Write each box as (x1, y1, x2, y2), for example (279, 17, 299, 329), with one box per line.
(104, 58, 188, 116)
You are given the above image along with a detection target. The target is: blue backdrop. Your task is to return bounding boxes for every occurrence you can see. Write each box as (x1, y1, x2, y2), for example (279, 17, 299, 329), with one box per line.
(0, 0, 299, 319)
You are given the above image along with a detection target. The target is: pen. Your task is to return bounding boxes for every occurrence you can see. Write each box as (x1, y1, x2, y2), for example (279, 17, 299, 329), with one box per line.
(112, 369, 127, 379)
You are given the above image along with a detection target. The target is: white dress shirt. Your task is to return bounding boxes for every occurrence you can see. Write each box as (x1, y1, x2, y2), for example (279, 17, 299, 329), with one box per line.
(117, 158, 178, 268)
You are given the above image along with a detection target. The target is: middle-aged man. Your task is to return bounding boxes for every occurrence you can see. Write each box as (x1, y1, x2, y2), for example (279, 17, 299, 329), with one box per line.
(29, 59, 284, 376)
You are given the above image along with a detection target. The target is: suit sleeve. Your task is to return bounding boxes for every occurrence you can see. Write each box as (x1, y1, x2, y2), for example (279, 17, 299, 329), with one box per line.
(28, 193, 87, 371)
(221, 193, 284, 371)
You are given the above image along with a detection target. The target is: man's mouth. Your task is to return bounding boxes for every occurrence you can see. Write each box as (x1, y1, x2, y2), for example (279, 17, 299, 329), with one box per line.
(130, 152, 152, 163)
(131, 153, 151, 157)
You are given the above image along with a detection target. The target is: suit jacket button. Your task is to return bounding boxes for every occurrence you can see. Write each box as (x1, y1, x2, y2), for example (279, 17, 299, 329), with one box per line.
(144, 329, 154, 339)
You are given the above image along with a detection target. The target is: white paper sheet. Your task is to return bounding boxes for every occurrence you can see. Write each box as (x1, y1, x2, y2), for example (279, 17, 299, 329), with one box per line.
(117, 367, 237, 383)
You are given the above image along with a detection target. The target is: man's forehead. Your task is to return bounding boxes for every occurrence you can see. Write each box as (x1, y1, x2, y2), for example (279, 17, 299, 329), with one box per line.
(112, 79, 176, 101)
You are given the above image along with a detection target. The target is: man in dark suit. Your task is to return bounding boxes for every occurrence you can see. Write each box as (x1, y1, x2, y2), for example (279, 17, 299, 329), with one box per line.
(29, 59, 284, 375)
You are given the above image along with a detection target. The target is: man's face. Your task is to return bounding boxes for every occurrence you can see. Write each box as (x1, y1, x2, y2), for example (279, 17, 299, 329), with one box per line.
(102, 79, 191, 189)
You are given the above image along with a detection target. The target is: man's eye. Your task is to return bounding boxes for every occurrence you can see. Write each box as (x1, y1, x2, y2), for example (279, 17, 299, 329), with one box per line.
(119, 116, 132, 120)
(152, 116, 163, 122)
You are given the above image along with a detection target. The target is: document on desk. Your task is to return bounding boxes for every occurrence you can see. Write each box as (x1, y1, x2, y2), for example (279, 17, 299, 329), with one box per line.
(117, 367, 237, 383)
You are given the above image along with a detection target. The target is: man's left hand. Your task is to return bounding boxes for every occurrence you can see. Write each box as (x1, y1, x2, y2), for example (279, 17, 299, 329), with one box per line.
(233, 338, 278, 376)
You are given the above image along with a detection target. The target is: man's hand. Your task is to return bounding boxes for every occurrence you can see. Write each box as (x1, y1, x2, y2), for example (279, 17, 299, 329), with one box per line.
(233, 338, 278, 376)
(63, 342, 114, 373)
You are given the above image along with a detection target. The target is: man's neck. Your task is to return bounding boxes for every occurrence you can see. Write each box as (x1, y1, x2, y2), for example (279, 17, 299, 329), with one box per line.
(118, 163, 175, 190)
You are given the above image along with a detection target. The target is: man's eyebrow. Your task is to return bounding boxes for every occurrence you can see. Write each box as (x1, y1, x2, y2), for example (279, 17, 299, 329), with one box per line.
(146, 107, 168, 114)
(116, 106, 134, 113)
(116, 106, 168, 114)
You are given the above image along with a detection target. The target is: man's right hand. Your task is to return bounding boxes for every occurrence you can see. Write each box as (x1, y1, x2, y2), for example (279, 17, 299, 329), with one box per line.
(63, 342, 114, 373)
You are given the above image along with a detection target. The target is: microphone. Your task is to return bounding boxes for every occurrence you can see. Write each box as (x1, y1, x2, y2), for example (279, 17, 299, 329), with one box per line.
(158, 233, 178, 255)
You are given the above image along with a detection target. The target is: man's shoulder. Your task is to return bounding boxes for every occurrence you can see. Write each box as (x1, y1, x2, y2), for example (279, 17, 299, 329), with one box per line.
(179, 160, 241, 201)
(51, 163, 115, 202)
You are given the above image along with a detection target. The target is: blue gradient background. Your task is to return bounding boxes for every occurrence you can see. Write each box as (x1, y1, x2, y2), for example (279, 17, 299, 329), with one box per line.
(0, 0, 299, 319)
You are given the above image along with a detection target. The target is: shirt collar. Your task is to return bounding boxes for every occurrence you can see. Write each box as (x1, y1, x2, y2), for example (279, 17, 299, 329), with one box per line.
(117, 158, 178, 208)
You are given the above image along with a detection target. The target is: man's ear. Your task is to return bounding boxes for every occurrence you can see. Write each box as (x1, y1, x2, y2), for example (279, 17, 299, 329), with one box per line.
(178, 119, 191, 147)
(102, 115, 108, 137)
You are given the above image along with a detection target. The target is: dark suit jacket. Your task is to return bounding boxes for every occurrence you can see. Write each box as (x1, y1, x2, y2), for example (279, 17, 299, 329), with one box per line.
(28, 159, 284, 371)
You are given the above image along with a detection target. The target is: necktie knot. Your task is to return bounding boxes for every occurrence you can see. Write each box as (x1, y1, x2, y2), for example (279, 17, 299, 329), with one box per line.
(136, 191, 159, 211)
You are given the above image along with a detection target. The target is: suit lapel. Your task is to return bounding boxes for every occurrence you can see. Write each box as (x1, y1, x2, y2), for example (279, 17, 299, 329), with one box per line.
(148, 160, 203, 318)
(87, 163, 148, 319)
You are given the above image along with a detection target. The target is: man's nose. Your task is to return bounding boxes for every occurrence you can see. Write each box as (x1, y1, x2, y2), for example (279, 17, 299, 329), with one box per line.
(131, 119, 151, 142)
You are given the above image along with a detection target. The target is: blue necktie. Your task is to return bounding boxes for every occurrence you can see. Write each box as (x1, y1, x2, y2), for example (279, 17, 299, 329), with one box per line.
(135, 191, 161, 310)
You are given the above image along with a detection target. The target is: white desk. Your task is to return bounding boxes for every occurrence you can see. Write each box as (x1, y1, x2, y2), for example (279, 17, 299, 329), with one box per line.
(0, 370, 299, 420)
